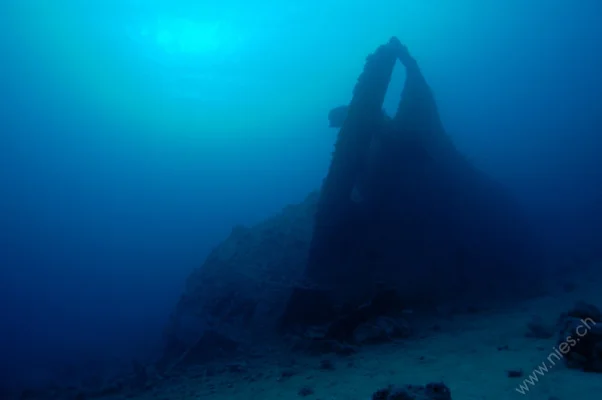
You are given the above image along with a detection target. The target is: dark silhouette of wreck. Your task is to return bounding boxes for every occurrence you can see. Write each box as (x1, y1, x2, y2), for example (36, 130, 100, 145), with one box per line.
(158, 37, 542, 368)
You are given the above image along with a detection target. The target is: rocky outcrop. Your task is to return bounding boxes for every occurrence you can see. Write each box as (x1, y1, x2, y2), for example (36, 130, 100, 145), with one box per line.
(557, 301, 602, 372)
(372, 382, 452, 400)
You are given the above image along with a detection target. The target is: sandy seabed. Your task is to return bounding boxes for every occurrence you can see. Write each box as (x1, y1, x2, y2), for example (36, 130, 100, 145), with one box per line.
(112, 264, 602, 400)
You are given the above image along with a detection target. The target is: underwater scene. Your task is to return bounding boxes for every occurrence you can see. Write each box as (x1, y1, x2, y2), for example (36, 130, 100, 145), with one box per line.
(1, 0, 602, 399)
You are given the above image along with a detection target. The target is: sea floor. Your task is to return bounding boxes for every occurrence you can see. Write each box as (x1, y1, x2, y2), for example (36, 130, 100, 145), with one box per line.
(108, 263, 602, 400)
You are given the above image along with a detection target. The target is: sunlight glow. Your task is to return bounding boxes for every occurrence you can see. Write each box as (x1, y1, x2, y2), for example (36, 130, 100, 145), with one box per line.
(131, 17, 234, 55)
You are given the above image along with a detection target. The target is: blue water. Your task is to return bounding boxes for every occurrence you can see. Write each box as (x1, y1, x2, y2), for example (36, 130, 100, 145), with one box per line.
(1, 0, 600, 391)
